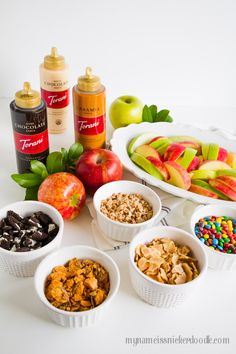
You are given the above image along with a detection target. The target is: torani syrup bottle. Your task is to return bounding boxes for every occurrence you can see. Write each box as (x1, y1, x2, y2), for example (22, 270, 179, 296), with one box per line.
(73, 67, 106, 150)
(10, 82, 49, 173)
(40, 47, 69, 134)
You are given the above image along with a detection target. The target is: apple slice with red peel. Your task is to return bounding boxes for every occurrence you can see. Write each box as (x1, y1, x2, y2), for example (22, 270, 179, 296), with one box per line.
(216, 169, 236, 178)
(149, 137, 170, 149)
(189, 181, 219, 199)
(179, 148, 197, 170)
(226, 152, 236, 168)
(217, 175, 236, 193)
(135, 144, 162, 161)
(218, 147, 228, 162)
(164, 161, 191, 190)
(179, 141, 201, 154)
(207, 143, 219, 160)
(191, 179, 229, 200)
(199, 160, 231, 171)
(131, 152, 163, 180)
(209, 179, 236, 201)
(146, 156, 169, 180)
(190, 169, 217, 180)
(148, 136, 165, 144)
(164, 143, 185, 161)
(202, 143, 209, 160)
(187, 156, 200, 172)
(157, 142, 172, 156)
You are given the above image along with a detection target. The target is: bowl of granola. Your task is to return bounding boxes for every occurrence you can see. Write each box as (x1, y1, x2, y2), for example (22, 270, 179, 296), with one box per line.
(34, 245, 120, 328)
(129, 226, 208, 308)
(93, 180, 162, 242)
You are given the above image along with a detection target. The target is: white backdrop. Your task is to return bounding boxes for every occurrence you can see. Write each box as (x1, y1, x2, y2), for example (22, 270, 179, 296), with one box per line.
(0, 0, 235, 108)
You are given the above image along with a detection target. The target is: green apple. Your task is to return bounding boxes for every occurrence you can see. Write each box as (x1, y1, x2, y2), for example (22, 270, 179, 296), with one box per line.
(202, 143, 209, 160)
(157, 142, 171, 155)
(207, 143, 219, 160)
(109, 96, 143, 129)
(216, 169, 236, 177)
(180, 148, 197, 169)
(190, 170, 217, 180)
(149, 137, 170, 149)
(131, 152, 163, 180)
(169, 136, 201, 144)
(127, 132, 157, 156)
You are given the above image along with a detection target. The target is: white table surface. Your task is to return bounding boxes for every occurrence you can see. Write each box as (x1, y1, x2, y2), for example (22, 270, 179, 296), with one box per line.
(0, 97, 236, 354)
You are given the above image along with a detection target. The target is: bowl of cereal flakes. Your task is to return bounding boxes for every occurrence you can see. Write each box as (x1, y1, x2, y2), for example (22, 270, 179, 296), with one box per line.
(34, 245, 120, 328)
(129, 226, 208, 308)
(93, 180, 162, 242)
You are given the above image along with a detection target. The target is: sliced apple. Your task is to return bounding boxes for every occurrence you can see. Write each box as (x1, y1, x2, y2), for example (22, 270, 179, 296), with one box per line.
(164, 143, 185, 161)
(146, 156, 169, 180)
(218, 147, 228, 162)
(216, 169, 236, 178)
(169, 136, 201, 144)
(157, 142, 171, 156)
(135, 144, 162, 161)
(149, 137, 171, 149)
(207, 143, 219, 160)
(127, 132, 157, 156)
(190, 169, 217, 180)
(131, 152, 163, 180)
(189, 181, 219, 199)
(191, 179, 229, 200)
(199, 160, 231, 171)
(226, 152, 236, 168)
(187, 156, 200, 172)
(201, 143, 209, 160)
(179, 141, 201, 154)
(209, 179, 236, 201)
(217, 175, 236, 193)
(179, 148, 197, 170)
(164, 161, 191, 190)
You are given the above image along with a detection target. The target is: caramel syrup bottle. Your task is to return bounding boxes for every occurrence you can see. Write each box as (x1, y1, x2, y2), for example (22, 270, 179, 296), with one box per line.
(10, 82, 49, 173)
(73, 67, 106, 150)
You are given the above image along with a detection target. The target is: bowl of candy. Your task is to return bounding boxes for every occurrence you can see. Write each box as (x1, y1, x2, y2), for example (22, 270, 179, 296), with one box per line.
(129, 226, 207, 308)
(0, 201, 64, 277)
(190, 204, 236, 270)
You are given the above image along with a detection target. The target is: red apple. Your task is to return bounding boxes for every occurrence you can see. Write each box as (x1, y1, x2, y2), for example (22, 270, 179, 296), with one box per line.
(75, 149, 123, 194)
(187, 156, 200, 172)
(38, 172, 86, 220)
(164, 143, 185, 161)
(146, 156, 169, 180)
(208, 179, 236, 201)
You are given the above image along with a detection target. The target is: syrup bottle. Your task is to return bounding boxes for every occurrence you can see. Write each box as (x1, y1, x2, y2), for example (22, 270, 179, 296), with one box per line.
(10, 82, 49, 173)
(40, 47, 69, 134)
(73, 67, 106, 150)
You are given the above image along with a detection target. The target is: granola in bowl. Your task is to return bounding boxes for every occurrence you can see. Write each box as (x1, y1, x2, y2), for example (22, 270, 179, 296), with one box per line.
(45, 258, 110, 312)
(135, 238, 200, 285)
(100, 193, 153, 224)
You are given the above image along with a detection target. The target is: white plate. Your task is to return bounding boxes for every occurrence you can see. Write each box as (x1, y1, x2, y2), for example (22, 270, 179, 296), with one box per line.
(110, 122, 236, 206)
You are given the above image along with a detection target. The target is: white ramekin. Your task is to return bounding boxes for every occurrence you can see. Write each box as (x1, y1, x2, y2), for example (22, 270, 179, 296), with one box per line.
(0, 201, 64, 277)
(129, 226, 208, 308)
(34, 245, 120, 328)
(93, 180, 162, 242)
(190, 204, 236, 270)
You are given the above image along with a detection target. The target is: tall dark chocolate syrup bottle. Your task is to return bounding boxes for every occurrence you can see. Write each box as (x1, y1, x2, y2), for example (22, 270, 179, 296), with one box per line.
(10, 82, 49, 173)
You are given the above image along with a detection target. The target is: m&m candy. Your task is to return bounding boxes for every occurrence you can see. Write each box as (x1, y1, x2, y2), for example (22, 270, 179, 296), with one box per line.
(194, 215, 236, 254)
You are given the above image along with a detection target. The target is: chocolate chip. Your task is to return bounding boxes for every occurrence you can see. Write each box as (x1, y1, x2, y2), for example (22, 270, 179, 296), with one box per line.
(38, 213, 52, 226)
(31, 231, 48, 241)
(7, 210, 23, 222)
(0, 238, 11, 250)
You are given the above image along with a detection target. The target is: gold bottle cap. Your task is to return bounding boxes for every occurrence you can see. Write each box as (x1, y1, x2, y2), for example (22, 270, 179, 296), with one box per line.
(44, 47, 65, 70)
(15, 82, 41, 109)
(78, 66, 101, 92)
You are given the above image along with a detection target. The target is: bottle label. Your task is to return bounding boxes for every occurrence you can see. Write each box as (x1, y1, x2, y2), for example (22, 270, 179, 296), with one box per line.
(74, 115, 105, 136)
(14, 130, 49, 154)
(41, 88, 69, 109)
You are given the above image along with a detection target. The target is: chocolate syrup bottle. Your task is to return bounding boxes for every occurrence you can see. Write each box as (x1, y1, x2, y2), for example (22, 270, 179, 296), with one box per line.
(10, 82, 49, 173)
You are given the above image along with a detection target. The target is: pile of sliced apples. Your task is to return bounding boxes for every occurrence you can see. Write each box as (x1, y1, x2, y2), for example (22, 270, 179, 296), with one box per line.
(127, 133, 236, 201)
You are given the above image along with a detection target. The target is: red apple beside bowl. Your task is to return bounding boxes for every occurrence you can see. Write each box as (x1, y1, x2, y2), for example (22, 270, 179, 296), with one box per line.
(75, 149, 123, 194)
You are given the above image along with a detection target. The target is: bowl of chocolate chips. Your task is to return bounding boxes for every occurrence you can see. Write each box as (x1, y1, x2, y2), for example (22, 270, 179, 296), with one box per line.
(0, 201, 64, 277)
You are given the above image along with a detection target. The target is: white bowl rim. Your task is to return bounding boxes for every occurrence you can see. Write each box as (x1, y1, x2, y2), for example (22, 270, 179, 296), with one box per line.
(190, 204, 236, 258)
(93, 180, 162, 228)
(0, 201, 64, 257)
(34, 245, 120, 316)
(129, 226, 208, 288)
